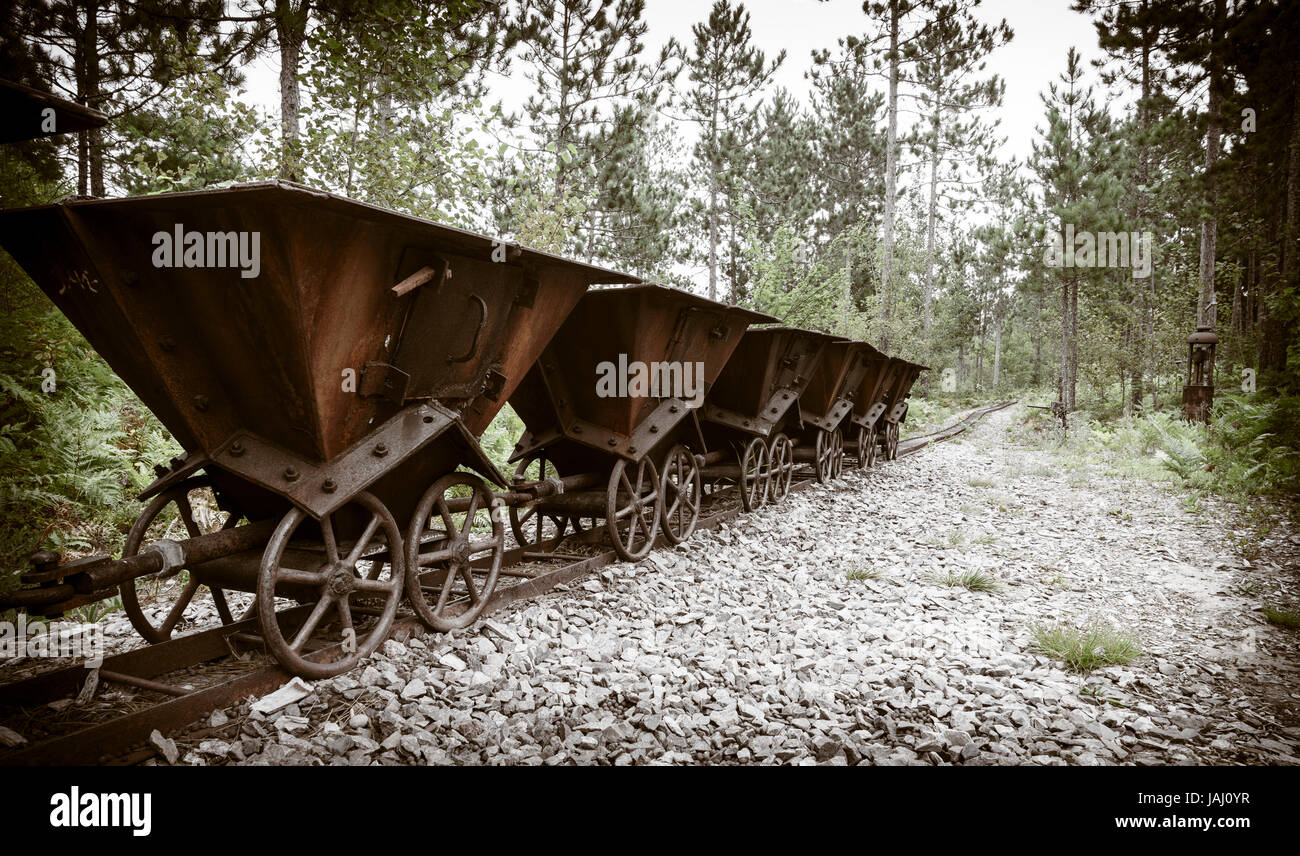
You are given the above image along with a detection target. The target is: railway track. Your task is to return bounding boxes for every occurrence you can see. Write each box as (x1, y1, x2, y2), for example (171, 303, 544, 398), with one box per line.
(0, 400, 1015, 766)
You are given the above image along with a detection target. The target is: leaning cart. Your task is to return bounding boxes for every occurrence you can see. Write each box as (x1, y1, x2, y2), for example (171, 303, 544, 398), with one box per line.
(0, 180, 636, 677)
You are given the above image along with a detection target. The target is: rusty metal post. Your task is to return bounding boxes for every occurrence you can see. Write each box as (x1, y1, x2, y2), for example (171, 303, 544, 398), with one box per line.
(1182, 324, 1218, 424)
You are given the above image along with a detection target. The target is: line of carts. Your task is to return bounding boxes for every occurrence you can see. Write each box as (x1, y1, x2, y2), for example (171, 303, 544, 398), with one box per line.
(0, 183, 927, 678)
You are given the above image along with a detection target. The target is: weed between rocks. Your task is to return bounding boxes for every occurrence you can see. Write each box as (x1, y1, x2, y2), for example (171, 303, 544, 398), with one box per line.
(934, 570, 1001, 592)
(1029, 621, 1142, 672)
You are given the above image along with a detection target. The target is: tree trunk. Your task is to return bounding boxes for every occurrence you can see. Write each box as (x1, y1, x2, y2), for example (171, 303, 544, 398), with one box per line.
(1260, 55, 1300, 379)
(1197, 0, 1225, 329)
(880, 0, 899, 348)
(923, 104, 939, 341)
(1069, 277, 1079, 411)
(707, 105, 719, 302)
(276, 0, 309, 182)
(708, 170, 719, 302)
(992, 314, 1002, 390)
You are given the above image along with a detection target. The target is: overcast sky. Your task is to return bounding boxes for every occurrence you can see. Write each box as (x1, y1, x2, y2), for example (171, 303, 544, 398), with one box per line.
(239, 0, 1108, 167)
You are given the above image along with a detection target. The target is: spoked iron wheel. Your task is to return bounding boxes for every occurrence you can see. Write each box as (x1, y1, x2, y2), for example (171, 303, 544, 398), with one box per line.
(120, 477, 245, 643)
(885, 421, 900, 460)
(767, 433, 794, 503)
(509, 452, 572, 549)
(659, 444, 702, 545)
(857, 425, 878, 469)
(829, 427, 845, 479)
(813, 429, 839, 483)
(605, 457, 661, 562)
(739, 435, 769, 512)
(406, 473, 504, 632)
(256, 490, 405, 679)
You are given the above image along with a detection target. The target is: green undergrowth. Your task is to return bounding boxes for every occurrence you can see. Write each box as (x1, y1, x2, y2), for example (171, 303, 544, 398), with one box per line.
(1029, 620, 1143, 672)
(1006, 395, 1300, 507)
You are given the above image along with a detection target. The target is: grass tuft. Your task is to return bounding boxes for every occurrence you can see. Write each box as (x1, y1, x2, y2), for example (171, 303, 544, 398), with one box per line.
(1261, 607, 1300, 629)
(1030, 620, 1142, 672)
(846, 567, 880, 581)
(935, 569, 1001, 592)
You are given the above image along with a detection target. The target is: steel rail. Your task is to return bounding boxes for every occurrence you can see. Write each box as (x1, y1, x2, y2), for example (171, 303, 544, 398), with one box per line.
(0, 401, 1014, 766)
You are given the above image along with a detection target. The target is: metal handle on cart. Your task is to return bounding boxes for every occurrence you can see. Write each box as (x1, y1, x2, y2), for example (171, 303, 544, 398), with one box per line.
(448, 294, 487, 363)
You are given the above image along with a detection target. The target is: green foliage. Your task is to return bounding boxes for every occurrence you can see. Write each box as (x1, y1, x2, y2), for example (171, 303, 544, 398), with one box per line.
(117, 61, 265, 193)
(0, 261, 180, 591)
(934, 570, 1001, 592)
(1029, 620, 1142, 672)
(1261, 608, 1300, 629)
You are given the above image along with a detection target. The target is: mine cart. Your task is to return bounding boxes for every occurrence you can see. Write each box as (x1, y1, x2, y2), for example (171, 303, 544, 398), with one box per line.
(838, 342, 892, 470)
(506, 284, 774, 561)
(874, 358, 929, 460)
(789, 339, 879, 484)
(697, 326, 837, 510)
(0, 180, 636, 677)
(0, 78, 108, 144)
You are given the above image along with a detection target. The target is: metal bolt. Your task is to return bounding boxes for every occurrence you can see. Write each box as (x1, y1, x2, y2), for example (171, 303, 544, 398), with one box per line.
(159, 335, 176, 352)
(573, 425, 583, 433)
(229, 440, 245, 457)
(649, 425, 659, 433)
(321, 479, 337, 494)
(373, 443, 389, 458)
(669, 405, 680, 414)
(607, 437, 618, 446)
(629, 446, 637, 454)
(193, 395, 209, 412)
(283, 467, 300, 482)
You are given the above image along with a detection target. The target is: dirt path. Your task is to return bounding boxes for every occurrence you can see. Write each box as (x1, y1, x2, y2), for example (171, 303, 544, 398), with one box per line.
(162, 404, 1299, 765)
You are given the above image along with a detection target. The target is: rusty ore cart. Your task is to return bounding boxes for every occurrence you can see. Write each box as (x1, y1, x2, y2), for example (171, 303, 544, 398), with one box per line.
(837, 341, 892, 470)
(506, 284, 773, 561)
(0, 180, 637, 677)
(697, 326, 836, 510)
(873, 358, 930, 460)
(790, 339, 880, 483)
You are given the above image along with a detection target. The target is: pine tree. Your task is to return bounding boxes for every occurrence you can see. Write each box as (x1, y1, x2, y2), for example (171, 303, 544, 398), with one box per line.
(908, 5, 1010, 344)
(680, 0, 782, 301)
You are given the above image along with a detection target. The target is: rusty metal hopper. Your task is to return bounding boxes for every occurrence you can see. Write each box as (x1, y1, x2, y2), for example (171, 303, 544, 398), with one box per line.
(0, 181, 636, 517)
(702, 326, 838, 438)
(846, 342, 893, 429)
(797, 339, 882, 432)
(879, 358, 930, 424)
(510, 284, 775, 464)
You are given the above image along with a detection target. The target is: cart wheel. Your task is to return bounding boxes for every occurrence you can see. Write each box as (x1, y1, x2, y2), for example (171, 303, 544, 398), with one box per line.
(509, 452, 571, 548)
(830, 427, 845, 479)
(885, 421, 900, 460)
(767, 433, 794, 503)
(406, 473, 504, 632)
(814, 429, 836, 483)
(256, 491, 405, 679)
(660, 445, 702, 545)
(739, 436, 769, 511)
(859, 425, 878, 469)
(606, 457, 661, 562)
(120, 478, 246, 644)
